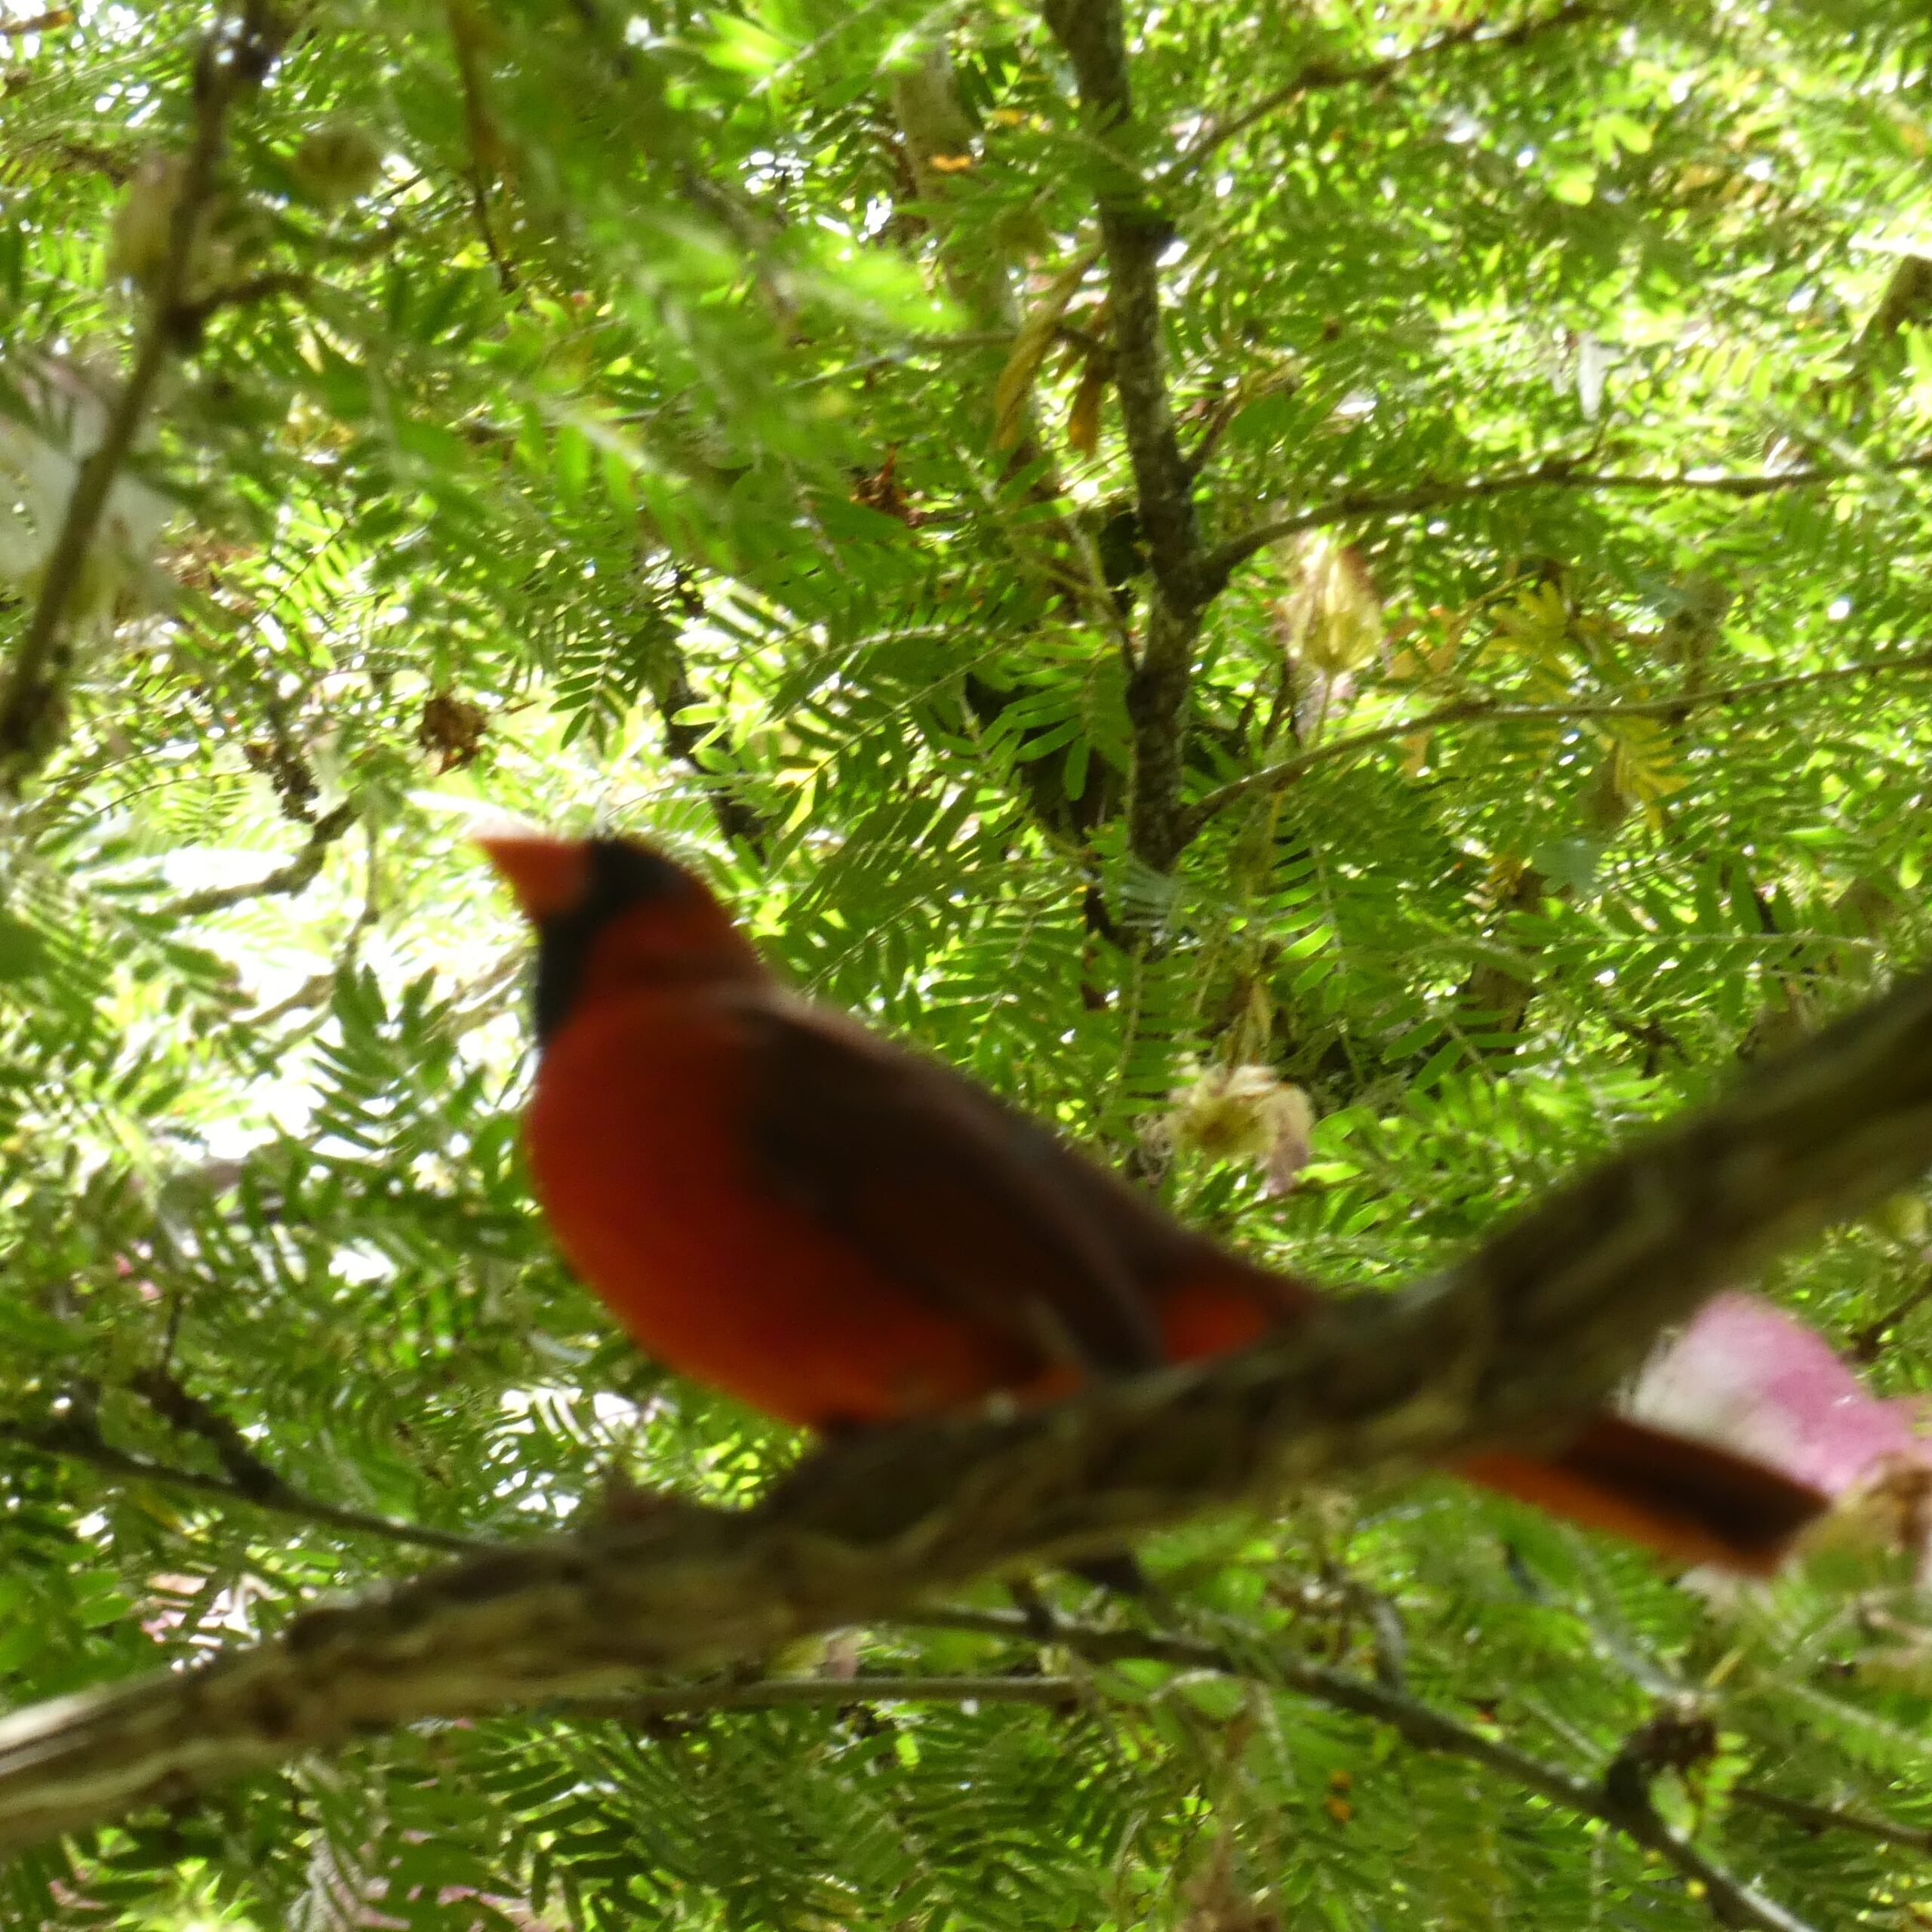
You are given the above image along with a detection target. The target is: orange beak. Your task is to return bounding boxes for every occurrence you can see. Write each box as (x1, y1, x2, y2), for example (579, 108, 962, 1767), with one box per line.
(477, 832, 592, 924)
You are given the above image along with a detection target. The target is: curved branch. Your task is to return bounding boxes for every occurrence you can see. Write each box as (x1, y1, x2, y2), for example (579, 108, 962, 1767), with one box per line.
(1180, 649, 1932, 839)
(908, 1610, 1814, 1932)
(1206, 451, 1932, 583)
(161, 802, 356, 920)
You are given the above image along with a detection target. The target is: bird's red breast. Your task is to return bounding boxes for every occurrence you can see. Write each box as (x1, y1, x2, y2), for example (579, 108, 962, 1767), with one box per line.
(485, 831, 1830, 1573)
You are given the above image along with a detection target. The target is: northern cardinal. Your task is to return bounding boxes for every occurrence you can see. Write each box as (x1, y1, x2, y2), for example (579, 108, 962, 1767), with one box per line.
(483, 832, 1829, 1574)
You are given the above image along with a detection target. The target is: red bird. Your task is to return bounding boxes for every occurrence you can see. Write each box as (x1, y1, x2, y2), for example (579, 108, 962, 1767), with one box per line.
(484, 832, 1828, 1573)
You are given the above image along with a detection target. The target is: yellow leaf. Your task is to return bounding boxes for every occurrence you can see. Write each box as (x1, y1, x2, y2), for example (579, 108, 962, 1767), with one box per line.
(1065, 355, 1107, 454)
(928, 152, 975, 174)
(993, 245, 1101, 450)
(107, 152, 185, 289)
(1399, 731, 1431, 777)
(1275, 533, 1383, 674)
(1593, 714, 1683, 808)
(1486, 854, 1529, 900)
(1488, 583, 1570, 667)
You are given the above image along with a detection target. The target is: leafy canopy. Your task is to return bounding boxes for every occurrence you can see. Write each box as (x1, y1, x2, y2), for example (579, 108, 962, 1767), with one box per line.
(5, 0, 1932, 1926)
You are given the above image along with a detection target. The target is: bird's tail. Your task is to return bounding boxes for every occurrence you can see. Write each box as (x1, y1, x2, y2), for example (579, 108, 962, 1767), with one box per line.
(1160, 1264, 1832, 1574)
(1460, 1415, 1830, 1574)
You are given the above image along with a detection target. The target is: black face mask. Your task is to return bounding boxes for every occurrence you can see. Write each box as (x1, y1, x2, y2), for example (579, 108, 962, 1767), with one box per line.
(532, 839, 688, 1044)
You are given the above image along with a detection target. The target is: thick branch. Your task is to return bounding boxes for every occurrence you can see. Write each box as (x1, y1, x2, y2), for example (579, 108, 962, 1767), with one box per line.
(1181, 649, 1932, 840)
(0, 7, 283, 792)
(1042, 1, 1200, 611)
(1206, 451, 1932, 583)
(1042, 0, 1214, 874)
(7, 962, 1932, 1846)
(162, 802, 355, 919)
(909, 1610, 1812, 1932)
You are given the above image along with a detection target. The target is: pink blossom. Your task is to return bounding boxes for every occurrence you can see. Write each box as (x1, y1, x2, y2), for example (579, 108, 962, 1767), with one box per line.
(1627, 1291, 1932, 1571)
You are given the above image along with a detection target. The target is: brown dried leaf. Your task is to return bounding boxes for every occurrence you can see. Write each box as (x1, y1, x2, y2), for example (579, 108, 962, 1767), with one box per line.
(851, 448, 921, 525)
(418, 691, 488, 772)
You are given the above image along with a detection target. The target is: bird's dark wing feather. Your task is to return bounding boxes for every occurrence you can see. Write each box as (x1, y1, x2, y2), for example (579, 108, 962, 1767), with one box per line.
(743, 997, 1171, 1378)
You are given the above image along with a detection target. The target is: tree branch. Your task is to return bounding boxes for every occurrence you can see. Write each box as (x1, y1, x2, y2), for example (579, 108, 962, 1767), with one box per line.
(6, 959, 1932, 1846)
(1204, 451, 1932, 583)
(1845, 1260, 1932, 1363)
(0, 4, 284, 793)
(906, 1609, 1813, 1932)
(447, 0, 518, 295)
(1732, 1783, 1932, 1856)
(579, 1671, 1085, 1723)
(161, 802, 356, 920)
(649, 627, 771, 851)
(0, 1407, 485, 1555)
(1180, 649, 1932, 841)
(1043, 0, 1211, 875)
(1164, 1, 1606, 187)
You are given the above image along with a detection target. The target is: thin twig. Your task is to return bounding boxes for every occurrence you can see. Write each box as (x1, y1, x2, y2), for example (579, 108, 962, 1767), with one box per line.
(574, 1672, 1086, 1722)
(1845, 1260, 1932, 1363)
(162, 801, 355, 919)
(173, 267, 309, 334)
(129, 1365, 281, 1494)
(1181, 384, 1251, 480)
(1204, 451, 1932, 585)
(0, 8, 284, 792)
(1163, 1, 1605, 188)
(904, 1609, 1812, 1932)
(650, 627, 771, 851)
(0, 1410, 485, 1555)
(1733, 1783, 1932, 1855)
(1180, 650, 1932, 839)
(447, 0, 517, 294)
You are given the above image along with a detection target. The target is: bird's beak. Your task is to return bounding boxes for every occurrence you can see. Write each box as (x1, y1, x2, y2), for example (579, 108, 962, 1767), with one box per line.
(477, 832, 591, 924)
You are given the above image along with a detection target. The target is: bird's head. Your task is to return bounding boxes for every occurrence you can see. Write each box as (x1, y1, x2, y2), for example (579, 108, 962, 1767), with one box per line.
(479, 832, 763, 1041)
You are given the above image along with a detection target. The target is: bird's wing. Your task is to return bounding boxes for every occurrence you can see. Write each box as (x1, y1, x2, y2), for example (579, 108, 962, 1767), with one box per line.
(741, 996, 1171, 1379)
